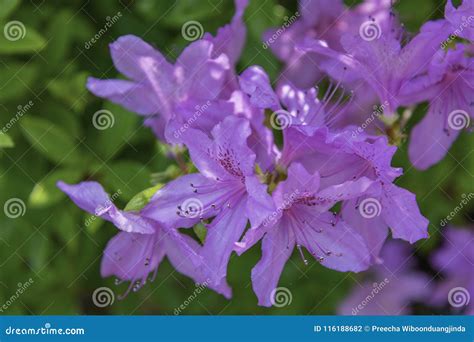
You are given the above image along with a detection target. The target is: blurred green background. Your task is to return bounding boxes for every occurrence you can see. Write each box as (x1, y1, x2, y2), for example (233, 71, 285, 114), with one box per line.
(0, 0, 472, 315)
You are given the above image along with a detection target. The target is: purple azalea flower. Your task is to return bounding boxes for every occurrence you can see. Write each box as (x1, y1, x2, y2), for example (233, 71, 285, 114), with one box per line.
(338, 240, 430, 315)
(203, 0, 248, 66)
(57, 181, 213, 296)
(263, 0, 394, 90)
(403, 45, 474, 170)
(142, 116, 275, 297)
(297, 18, 452, 115)
(281, 126, 429, 262)
(238, 64, 429, 262)
(445, 0, 474, 41)
(430, 227, 474, 315)
(165, 86, 279, 172)
(239, 65, 354, 130)
(235, 163, 373, 306)
(87, 0, 248, 141)
(87, 36, 230, 140)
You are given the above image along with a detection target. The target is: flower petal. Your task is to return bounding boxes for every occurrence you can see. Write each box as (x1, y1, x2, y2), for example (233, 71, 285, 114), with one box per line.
(341, 199, 388, 263)
(293, 209, 371, 272)
(58, 181, 155, 234)
(239, 66, 279, 110)
(200, 198, 249, 289)
(408, 97, 463, 170)
(166, 233, 232, 298)
(380, 184, 429, 243)
(251, 217, 295, 307)
(142, 174, 240, 228)
(86, 78, 161, 115)
(244, 175, 275, 229)
(101, 231, 165, 283)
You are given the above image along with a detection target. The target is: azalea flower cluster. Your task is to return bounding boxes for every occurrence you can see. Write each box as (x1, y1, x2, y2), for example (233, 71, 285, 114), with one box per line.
(59, 0, 472, 306)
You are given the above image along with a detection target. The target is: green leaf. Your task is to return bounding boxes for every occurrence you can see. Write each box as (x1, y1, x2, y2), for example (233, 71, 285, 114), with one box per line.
(42, 101, 83, 139)
(43, 10, 75, 67)
(47, 72, 88, 113)
(0, 0, 20, 20)
(193, 223, 207, 244)
(102, 160, 152, 201)
(163, 0, 225, 27)
(0, 24, 46, 54)
(0, 62, 39, 102)
(0, 132, 14, 148)
(124, 183, 163, 211)
(54, 205, 80, 252)
(20, 116, 84, 166)
(27, 234, 50, 271)
(94, 102, 139, 159)
(84, 213, 105, 234)
(29, 168, 83, 208)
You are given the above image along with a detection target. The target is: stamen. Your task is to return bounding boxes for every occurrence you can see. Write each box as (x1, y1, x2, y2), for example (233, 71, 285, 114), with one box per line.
(296, 244, 308, 265)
